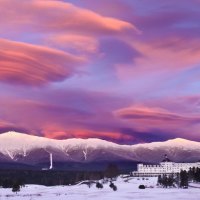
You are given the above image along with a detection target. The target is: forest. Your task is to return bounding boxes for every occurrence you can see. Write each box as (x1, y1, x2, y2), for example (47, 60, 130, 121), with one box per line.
(0, 163, 120, 188)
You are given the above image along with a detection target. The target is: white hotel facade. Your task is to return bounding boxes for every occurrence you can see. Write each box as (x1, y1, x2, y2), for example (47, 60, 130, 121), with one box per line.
(133, 155, 200, 176)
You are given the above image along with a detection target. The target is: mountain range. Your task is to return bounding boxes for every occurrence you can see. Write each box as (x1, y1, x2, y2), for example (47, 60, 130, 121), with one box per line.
(0, 131, 200, 170)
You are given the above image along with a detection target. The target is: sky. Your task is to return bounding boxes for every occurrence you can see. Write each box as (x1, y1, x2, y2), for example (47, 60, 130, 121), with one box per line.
(0, 0, 200, 144)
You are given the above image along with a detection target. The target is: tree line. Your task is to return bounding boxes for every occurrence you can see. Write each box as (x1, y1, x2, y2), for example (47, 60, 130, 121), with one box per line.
(0, 163, 120, 189)
(158, 167, 200, 188)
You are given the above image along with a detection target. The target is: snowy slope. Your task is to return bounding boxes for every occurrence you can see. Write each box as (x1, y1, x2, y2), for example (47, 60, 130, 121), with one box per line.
(0, 131, 200, 165)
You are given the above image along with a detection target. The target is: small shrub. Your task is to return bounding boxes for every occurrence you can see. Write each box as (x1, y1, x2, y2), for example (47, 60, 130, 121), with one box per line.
(96, 182, 103, 189)
(138, 185, 145, 189)
(109, 182, 117, 191)
(109, 182, 115, 188)
(112, 185, 117, 191)
(12, 183, 20, 193)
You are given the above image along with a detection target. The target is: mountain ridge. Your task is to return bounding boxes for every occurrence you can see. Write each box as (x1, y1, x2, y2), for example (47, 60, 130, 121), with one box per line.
(0, 131, 200, 167)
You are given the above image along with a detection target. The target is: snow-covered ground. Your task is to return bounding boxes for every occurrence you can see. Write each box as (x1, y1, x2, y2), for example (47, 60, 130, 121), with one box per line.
(0, 177, 200, 200)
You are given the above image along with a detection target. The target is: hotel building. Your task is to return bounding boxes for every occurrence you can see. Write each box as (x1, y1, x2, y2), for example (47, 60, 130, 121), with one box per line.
(132, 155, 200, 176)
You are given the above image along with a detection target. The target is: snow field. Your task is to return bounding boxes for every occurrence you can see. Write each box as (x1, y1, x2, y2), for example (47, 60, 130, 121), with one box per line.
(0, 177, 200, 200)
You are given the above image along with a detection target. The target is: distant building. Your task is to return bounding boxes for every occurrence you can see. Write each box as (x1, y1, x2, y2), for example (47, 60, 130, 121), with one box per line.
(132, 154, 200, 177)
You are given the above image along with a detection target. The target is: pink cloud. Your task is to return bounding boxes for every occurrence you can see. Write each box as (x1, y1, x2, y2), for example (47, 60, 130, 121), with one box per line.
(46, 34, 99, 54)
(0, 0, 138, 36)
(43, 128, 134, 143)
(0, 38, 85, 86)
(114, 104, 200, 139)
(115, 105, 198, 122)
(116, 38, 200, 80)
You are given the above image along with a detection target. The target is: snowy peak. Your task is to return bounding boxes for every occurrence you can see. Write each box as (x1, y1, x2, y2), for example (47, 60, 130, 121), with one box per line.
(134, 137, 200, 148)
(166, 137, 196, 144)
(0, 131, 49, 140)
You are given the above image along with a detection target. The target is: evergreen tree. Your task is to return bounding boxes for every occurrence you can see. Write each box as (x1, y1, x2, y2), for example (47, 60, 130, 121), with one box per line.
(12, 183, 20, 193)
(158, 174, 176, 188)
(180, 170, 188, 188)
(158, 175, 162, 185)
(104, 164, 119, 180)
(2, 179, 12, 188)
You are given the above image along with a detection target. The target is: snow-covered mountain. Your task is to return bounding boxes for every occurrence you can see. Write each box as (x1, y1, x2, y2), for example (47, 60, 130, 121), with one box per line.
(0, 131, 200, 167)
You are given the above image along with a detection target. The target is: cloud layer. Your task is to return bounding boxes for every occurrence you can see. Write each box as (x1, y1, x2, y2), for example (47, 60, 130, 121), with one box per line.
(0, 0, 200, 144)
